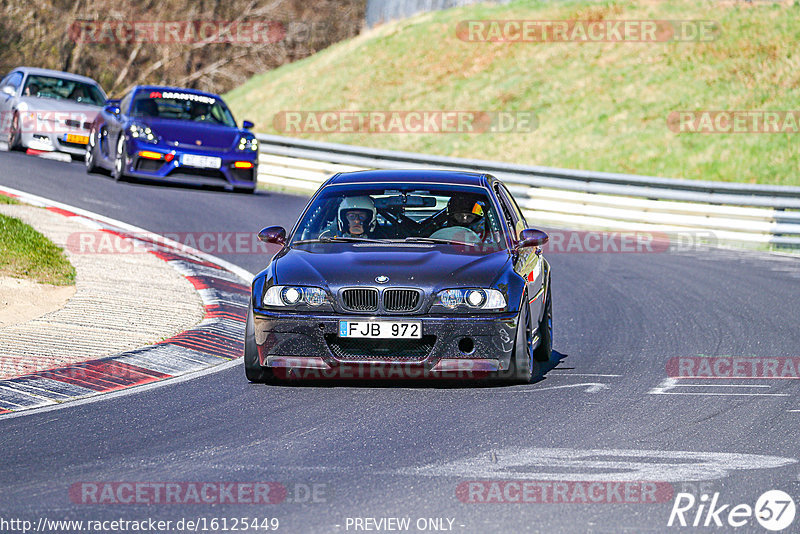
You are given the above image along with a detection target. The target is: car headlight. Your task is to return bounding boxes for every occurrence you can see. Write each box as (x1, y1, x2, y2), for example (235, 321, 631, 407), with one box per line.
(434, 288, 506, 311)
(129, 123, 157, 143)
(237, 135, 258, 152)
(263, 285, 330, 308)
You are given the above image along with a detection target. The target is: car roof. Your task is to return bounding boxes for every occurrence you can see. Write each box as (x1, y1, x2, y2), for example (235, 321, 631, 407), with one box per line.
(325, 169, 492, 187)
(132, 85, 222, 99)
(11, 66, 101, 86)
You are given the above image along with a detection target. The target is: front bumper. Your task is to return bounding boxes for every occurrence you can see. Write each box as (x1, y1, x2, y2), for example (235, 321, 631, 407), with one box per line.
(253, 310, 519, 379)
(123, 140, 258, 189)
(21, 130, 90, 156)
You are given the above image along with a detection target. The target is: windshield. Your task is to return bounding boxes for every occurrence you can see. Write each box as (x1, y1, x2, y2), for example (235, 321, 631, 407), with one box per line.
(130, 90, 236, 127)
(22, 75, 105, 106)
(291, 184, 506, 251)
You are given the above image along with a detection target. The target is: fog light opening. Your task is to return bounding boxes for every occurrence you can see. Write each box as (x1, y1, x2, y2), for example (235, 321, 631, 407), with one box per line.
(458, 337, 475, 355)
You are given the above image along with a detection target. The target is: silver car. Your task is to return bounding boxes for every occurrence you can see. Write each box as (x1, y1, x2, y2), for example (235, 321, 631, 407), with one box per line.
(0, 67, 106, 156)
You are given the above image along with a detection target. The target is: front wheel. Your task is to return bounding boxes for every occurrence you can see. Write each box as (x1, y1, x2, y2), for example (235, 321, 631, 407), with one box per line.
(8, 113, 21, 150)
(512, 296, 535, 383)
(85, 128, 100, 173)
(112, 135, 128, 182)
(244, 307, 274, 383)
(490, 293, 534, 384)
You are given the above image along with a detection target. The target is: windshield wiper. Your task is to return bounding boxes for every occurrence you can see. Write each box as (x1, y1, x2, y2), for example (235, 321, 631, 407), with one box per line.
(402, 237, 478, 247)
(294, 236, 392, 244)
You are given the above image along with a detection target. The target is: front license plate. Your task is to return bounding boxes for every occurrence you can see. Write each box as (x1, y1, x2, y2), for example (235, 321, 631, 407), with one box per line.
(181, 154, 221, 169)
(64, 133, 89, 145)
(339, 320, 422, 339)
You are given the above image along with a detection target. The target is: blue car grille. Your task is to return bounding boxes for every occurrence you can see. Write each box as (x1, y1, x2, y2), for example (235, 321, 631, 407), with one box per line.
(383, 289, 420, 312)
(169, 167, 226, 181)
(341, 288, 378, 312)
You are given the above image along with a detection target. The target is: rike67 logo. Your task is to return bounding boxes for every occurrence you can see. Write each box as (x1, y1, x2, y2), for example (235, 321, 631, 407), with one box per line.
(668, 490, 796, 531)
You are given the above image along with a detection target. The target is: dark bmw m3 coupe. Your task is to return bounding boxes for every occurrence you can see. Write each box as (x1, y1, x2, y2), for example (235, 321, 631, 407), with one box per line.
(246, 169, 552, 383)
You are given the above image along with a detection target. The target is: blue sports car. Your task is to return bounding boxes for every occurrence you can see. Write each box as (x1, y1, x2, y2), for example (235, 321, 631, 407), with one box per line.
(85, 85, 258, 193)
(246, 169, 553, 384)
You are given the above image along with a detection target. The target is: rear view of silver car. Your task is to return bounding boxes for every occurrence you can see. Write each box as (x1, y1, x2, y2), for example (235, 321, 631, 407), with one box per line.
(0, 67, 106, 156)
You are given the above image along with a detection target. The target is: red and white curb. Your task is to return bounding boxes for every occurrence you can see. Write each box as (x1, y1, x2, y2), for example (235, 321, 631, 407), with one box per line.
(0, 186, 254, 418)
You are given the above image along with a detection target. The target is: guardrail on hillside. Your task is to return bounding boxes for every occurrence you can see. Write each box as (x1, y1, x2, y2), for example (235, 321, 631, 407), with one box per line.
(255, 133, 800, 248)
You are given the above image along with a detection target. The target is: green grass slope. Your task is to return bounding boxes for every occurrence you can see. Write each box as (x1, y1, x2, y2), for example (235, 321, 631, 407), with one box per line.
(0, 212, 76, 286)
(226, 0, 800, 185)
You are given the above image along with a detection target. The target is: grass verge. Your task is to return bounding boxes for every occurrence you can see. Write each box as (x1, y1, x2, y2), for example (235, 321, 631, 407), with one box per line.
(0, 213, 76, 285)
(226, 0, 800, 185)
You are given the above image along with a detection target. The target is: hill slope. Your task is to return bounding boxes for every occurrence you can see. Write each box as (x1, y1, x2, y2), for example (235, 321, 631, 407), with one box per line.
(225, 0, 800, 186)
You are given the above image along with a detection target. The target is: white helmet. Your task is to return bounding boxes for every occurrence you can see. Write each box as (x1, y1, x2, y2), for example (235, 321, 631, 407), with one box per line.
(338, 196, 377, 233)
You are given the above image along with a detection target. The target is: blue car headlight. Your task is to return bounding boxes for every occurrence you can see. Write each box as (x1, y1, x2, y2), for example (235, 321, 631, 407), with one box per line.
(434, 288, 506, 311)
(237, 135, 258, 152)
(129, 123, 157, 143)
(263, 285, 331, 309)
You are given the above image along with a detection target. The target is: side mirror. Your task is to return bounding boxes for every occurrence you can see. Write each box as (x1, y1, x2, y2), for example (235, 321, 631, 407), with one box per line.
(1, 86, 15, 96)
(103, 99, 121, 115)
(258, 226, 286, 245)
(517, 228, 548, 249)
(242, 120, 254, 129)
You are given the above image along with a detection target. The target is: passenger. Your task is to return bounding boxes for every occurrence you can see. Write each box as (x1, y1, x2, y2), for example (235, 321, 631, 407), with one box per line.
(338, 196, 378, 238)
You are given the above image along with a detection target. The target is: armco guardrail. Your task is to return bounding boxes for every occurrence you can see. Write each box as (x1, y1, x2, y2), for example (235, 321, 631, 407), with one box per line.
(256, 134, 800, 248)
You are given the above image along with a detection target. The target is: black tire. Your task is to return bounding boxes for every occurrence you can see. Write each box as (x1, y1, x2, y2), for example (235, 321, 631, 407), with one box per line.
(512, 296, 535, 383)
(112, 134, 128, 182)
(244, 307, 274, 383)
(532, 283, 552, 363)
(489, 293, 533, 384)
(8, 112, 21, 150)
(85, 127, 100, 173)
(234, 186, 256, 194)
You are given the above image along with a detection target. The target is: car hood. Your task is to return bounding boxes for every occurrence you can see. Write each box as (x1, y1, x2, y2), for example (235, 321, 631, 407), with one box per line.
(17, 97, 100, 121)
(274, 244, 511, 291)
(136, 118, 241, 150)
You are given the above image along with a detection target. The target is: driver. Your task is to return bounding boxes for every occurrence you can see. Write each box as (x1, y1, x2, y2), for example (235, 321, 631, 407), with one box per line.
(191, 102, 211, 121)
(338, 196, 378, 237)
(429, 195, 485, 242)
(24, 83, 40, 97)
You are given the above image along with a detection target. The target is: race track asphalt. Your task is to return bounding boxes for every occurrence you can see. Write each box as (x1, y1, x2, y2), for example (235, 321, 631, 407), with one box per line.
(1, 150, 799, 533)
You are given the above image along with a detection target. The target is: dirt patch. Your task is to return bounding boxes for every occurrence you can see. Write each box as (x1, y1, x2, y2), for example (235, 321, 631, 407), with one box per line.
(0, 275, 75, 328)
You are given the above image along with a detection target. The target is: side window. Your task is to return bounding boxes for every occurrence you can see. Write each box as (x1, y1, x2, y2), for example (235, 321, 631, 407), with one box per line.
(498, 184, 528, 228)
(493, 184, 518, 240)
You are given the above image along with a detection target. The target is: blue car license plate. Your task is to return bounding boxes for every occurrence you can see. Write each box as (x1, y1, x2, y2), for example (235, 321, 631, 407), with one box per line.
(181, 154, 221, 169)
(339, 320, 422, 339)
